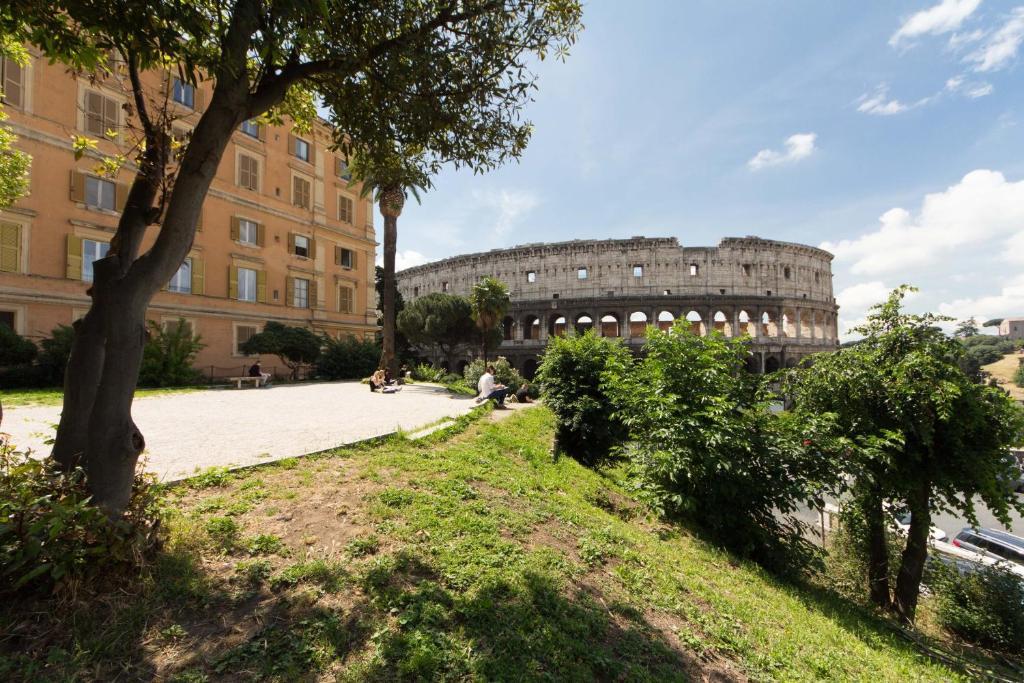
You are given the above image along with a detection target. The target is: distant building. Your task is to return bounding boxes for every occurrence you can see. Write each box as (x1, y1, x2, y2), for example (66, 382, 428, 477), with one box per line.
(999, 318, 1024, 340)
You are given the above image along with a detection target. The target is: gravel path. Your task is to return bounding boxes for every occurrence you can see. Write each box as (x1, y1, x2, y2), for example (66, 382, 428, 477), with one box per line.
(2, 382, 476, 481)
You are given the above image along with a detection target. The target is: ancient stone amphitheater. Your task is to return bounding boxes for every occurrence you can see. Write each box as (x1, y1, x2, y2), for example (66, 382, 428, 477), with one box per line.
(396, 236, 839, 378)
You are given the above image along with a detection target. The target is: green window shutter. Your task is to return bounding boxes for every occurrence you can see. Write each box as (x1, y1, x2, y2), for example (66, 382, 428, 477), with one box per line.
(309, 279, 318, 309)
(256, 222, 266, 247)
(66, 234, 83, 279)
(229, 216, 240, 241)
(256, 270, 267, 303)
(0, 222, 20, 273)
(69, 170, 86, 203)
(285, 276, 294, 307)
(191, 257, 205, 295)
(228, 265, 238, 299)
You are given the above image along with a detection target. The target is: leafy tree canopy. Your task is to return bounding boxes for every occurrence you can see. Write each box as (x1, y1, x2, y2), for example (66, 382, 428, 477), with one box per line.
(954, 317, 980, 338)
(397, 292, 475, 360)
(240, 322, 321, 378)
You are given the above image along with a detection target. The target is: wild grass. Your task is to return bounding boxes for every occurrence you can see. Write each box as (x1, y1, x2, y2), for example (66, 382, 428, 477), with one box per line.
(1, 386, 206, 408)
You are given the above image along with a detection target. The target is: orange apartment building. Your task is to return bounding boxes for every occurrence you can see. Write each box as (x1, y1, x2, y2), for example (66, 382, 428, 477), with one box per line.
(0, 50, 378, 377)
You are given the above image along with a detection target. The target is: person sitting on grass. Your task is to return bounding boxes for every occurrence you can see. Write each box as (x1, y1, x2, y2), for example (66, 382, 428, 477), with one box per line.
(248, 359, 271, 387)
(369, 369, 385, 392)
(515, 382, 533, 404)
(475, 364, 508, 409)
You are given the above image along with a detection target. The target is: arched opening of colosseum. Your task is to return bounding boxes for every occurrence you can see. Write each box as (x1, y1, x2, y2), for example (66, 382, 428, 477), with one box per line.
(522, 315, 540, 340)
(522, 358, 539, 380)
(737, 310, 755, 337)
(712, 310, 730, 336)
(685, 310, 704, 336)
(812, 311, 823, 340)
(575, 314, 594, 334)
(657, 310, 675, 332)
(600, 314, 620, 337)
(550, 315, 568, 337)
(765, 356, 781, 372)
(761, 311, 778, 337)
(798, 310, 811, 338)
(782, 309, 797, 338)
(629, 311, 648, 337)
(502, 316, 515, 341)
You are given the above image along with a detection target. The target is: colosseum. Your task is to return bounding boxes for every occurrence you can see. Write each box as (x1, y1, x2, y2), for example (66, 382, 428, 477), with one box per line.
(396, 235, 839, 378)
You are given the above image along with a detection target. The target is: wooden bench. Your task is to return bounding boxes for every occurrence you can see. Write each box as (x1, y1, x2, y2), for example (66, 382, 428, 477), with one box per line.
(228, 376, 264, 389)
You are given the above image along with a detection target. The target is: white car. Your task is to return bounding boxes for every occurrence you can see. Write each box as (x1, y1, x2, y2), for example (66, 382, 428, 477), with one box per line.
(892, 511, 948, 543)
(930, 539, 1024, 579)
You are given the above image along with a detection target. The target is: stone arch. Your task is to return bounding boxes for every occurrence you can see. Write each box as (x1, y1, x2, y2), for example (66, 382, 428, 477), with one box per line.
(575, 314, 594, 334)
(549, 314, 567, 337)
(522, 357, 539, 380)
(502, 315, 515, 341)
(712, 310, 731, 336)
(761, 311, 778, 337)
(798, 309, 811, 338)
(629, 311, 649, 337)
(522, 314, 541, 340)
(685, 310, 705, 336)
(600, 313, 620, 338)
(737, 310, 755, 337)
(657, 310, 675, 332)
(782, 308, 797, 338)
(785, 356, 799, 368)
(456, 359, 470, 376)
(764, 355, 781, 373)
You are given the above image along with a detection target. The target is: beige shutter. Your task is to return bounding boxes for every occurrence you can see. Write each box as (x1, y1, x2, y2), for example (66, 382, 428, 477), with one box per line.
(2, 58, 23, 108)
(334, 245, 342, 265)
(257, 124, 266, 142)
(103, 95, 118, 133)
(228, 265, 238, 299)
(66, 234, 83, 279)
(194, 86, 205, 111)
(85, 91, 103, 135)
(287, 133, 296, 157)
(115, 182, 129, 212)
(285, 276, 295, 306)
(229, 216, 240, 241)
(256, 270, 267, 303)
(256, 222, 266, 247)
(351, 250, 358, 269)
(0, 222, 20, 273)
(309, 279, 318, 309)
(287, 232, 295, 254)
(309, 238, 317, 260)
(308, 140, 316, 166)
(69, 170, 86, 202)
(190, 257, 205, 295)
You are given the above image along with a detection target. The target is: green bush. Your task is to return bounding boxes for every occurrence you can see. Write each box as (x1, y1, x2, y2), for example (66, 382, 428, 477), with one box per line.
(0, 436, 164, 594)
(825, 505, 902, 604)
(0, 324, 37, 367)
(536, 332, 632, 466)
(138, 320, 206, 387)
(926, 561, 1024, 651)
(463, 356, 526, 393)
(1014, 360, 1024, 389)
(316, 335, 379, 380)
(411, 362, 443, 382)
(36, 324, 75, 385)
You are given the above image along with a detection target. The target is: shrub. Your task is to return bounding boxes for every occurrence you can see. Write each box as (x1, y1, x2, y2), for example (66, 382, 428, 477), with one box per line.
(0, 436, 164, 594)
(36, 324, 75, 385)
(241, 321, 322, 380)
(926, 561, 1024, 651)
(1015, 359, 1024, 389)
(0, 324, 37, 367)
(412, 362, 443, 382)
(536, 331, 632, 466)
(316, 335, 380, 380)
(138, 320, 206, 387)
(463, 356, 525, 393)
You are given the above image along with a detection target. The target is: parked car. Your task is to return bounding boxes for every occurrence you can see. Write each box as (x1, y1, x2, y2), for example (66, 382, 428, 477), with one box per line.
(890, 509, 947, 542)
(930, 538, 1024, 580)
(951, 527, 1024, 568)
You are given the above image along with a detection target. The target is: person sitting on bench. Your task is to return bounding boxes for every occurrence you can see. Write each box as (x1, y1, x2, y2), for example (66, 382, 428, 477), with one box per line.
(476, 364, 508, 408)
(248, 360, 271, 386)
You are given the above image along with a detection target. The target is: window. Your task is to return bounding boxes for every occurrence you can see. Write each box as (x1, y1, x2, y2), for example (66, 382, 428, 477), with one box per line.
(0, 221, 22, 273)
(294, 137, 310, 162)
(293, 277, 309, 307)
(238, 218, 258, 245)
(441, 281, 450, 292)
(633, 265, 643, 277)
(335, 157, 351, 180)
(238, 154, 258, 191)
(294, 234, 310, 258)
(339, 248, 354, 268)
(338, 285, 354, 313)
(577, 267, 588, 280)
(413, 286, 419, 297)
(814, 271, 820, 283)
(338, 195, 354, 223)
(84, 176, 116, 211)
(1, 57, 24, 108)
(293, 176, 311, 208)
(82, 239, 110, 283)
(527, 271, 536, 283)
(240, 120, 260, 138)
(172, 78, 195, 108)
(168, 258, 191, 293)
(742, 264, 752, 277)
(766, 290, 772, 296)
(238, 267, 257, 302)
(784, 266, 791, 280)
(689, 264, 699, 276)
(662, 289, 671, 295)
(0, 310, 14, 330)
(235, 324, 257, 355)
(84, 90, 118, 136)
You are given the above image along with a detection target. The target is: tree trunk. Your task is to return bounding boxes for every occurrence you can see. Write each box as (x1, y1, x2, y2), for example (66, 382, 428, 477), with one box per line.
(894, 478, 931, 623)
(379, 213, 399, 377)
(864, 487, 892, 609)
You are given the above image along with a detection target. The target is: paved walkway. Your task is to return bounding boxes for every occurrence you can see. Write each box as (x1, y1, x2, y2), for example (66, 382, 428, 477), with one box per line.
(2, 382, 477, 481)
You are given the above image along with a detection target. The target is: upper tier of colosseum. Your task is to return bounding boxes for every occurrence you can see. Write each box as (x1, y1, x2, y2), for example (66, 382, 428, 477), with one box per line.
(397, 236, 836, 304)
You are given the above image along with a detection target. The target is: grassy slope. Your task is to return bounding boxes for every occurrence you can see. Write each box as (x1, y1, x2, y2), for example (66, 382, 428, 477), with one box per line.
(0, 386, 205, 408)
(0, 408, 983, 681)
(983, 352, 1024, 401)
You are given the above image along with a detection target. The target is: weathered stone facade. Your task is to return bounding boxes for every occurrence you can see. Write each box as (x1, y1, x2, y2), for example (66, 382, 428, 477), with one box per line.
(396, 236, 839, 377)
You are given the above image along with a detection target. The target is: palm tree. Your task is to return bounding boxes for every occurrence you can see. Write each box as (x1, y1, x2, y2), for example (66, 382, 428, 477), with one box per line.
(470, 276, 510, 362)
(350, 150, 430, 377)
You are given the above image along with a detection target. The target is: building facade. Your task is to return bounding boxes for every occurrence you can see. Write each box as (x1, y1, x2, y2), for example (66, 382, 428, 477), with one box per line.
(397, 236, 840, 376)
(999, 318, 1024, 340)
(0, 50, 377, 377)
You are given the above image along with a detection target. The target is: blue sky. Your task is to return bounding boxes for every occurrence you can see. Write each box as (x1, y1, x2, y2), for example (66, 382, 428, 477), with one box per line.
(392, 1, 1024, 339)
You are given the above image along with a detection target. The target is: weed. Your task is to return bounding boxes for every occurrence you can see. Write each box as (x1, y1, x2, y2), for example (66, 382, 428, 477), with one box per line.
(160, 624, 188, 641)
(272, 559, 349, 592)
(204, 516, 240, 552)
(378, 488, 415, 508)
(189, 466, 233, 489)
(235, 559, 272, 587)
(246, 534, 286, 556)
(345, 535, 380, 558)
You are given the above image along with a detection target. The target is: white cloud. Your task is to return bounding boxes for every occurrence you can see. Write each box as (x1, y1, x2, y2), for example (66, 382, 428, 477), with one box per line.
(890, 0, 982, 47)
(937, 273, 1024, 321)
(857, 86, 910, 115)
(965, 81, 995, 97)
(380, 249, 431, 271)
(471, 188, 540, 238)
(949, 28, 987, 50)
(822, 169, 1024, 276)
(945, 74, 994, 97)
(747, 133, 817, 171)
(836, 281, 897, 312)
(967, 7, 1024, 71)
